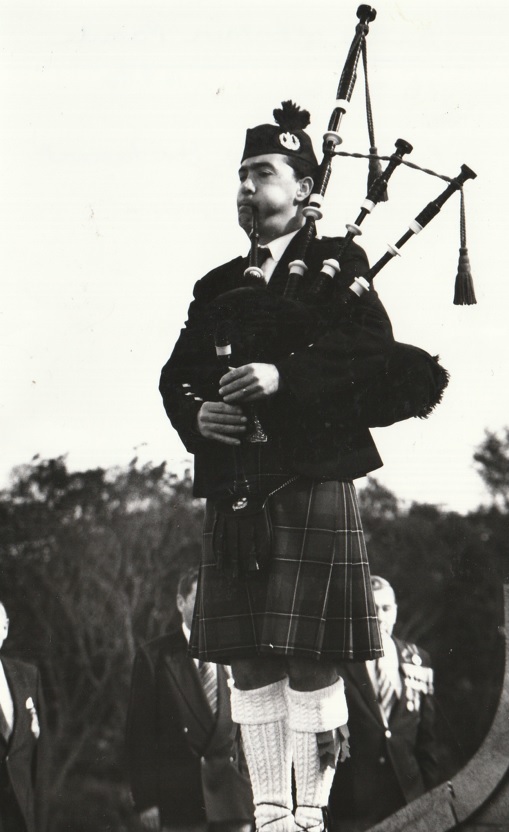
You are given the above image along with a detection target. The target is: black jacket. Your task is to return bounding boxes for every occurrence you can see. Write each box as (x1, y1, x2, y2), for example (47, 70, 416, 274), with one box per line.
(329, 638, 439, 829)
(0, 657, 49, 832)
(160, 230, 394, 496)
(125, 629, 253, 825)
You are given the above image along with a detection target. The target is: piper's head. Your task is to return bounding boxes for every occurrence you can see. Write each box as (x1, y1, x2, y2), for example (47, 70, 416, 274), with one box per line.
(371, 575, 398, 637)
(237, 101, 318, 245)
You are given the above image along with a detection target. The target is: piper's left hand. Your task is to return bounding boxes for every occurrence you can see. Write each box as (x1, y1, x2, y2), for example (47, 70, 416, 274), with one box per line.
(219, 363, 280, 403)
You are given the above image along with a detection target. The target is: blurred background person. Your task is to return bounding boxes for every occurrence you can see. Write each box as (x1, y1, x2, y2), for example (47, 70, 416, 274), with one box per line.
(328, 575, 439, 831)
(125, 568, 253, 832)
(0, 599, 49, 832)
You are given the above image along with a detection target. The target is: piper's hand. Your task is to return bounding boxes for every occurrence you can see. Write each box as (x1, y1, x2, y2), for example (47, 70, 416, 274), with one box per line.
(219, 363, 280, 403)
(197, 401, 248, 445)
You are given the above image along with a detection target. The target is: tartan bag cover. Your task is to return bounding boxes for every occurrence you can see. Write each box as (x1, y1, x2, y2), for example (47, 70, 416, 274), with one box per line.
(189, 478, 382, 664)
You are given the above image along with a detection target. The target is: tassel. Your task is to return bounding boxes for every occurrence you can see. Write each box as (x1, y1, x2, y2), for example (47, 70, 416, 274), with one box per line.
(367, 145, 388, 202)
(453, 246, 476, 305)
(453, 189, 476, 305)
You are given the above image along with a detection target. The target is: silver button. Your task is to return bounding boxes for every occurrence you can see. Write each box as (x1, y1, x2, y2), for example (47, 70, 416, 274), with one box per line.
(378, 756, 386, 764)
(183, 726, 188, 733)
(385, 729, 392, 738)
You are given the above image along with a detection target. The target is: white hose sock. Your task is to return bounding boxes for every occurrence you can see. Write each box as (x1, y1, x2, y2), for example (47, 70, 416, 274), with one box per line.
(287, 679, 348, 832)
(231, 679, 294, 832)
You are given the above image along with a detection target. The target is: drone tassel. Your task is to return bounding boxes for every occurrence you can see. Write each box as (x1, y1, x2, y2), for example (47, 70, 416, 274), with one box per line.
(453, 189, 476, 305)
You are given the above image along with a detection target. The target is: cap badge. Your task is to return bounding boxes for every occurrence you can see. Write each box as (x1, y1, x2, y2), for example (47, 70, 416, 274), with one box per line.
(279, 132, 300, 151)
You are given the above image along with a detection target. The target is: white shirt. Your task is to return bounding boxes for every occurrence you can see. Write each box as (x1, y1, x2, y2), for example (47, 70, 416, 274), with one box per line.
(0, 659, 14, 732)
(260, 229, 300, 281)
(366, 634, 403, 699)
(182, 622, 200, 668)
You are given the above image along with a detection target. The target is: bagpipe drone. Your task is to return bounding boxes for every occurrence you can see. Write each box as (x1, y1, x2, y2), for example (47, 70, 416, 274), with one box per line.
(205, 5, 476, 437)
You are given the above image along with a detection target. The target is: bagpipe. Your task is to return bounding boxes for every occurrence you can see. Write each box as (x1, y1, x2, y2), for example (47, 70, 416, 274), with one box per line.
(204, 4, 476, 437)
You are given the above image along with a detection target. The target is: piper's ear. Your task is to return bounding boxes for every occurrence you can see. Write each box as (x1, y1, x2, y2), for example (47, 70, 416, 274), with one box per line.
(296, 176, 313, 201)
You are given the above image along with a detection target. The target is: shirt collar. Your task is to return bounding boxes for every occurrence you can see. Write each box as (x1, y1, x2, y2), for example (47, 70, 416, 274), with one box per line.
(264, 228, 301, 263)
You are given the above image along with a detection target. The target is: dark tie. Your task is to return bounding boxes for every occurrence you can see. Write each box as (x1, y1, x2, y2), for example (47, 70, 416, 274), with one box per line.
(257, 246, 272, 267)
(199, 660, 218, 713)
(246, 246, 271, 271)
(375, 659, 396, 721)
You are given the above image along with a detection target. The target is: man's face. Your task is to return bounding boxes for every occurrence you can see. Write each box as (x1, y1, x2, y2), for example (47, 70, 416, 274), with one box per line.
(373, 586, 398, 637)
(0, 604, 9, 651)
(237, 154, 310, 243)
(176, 581, 197, 631)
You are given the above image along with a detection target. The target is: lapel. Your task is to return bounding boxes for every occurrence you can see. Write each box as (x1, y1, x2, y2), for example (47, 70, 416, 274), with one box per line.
(2, 657, 28, 749)
(163, 638, 215, 736)
(388, 638, 410, 721)
(342, 662, 384, 725)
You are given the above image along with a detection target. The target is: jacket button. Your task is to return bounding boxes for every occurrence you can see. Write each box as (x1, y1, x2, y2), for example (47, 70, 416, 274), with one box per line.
(183, 726, 189, 733)
(379, 756, 386, 764)
(385, 729, 392, 738)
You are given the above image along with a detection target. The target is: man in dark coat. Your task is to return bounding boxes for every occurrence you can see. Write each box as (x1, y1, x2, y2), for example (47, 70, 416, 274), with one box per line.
(328, 576, 439, 831)
(125, 569, 254, 832)
(0, 600, 49, 832)
(159, 102, 395, 832)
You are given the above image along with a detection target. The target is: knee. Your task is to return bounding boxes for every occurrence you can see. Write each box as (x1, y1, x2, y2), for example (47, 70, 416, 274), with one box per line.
(231, 657, 286, 690)
(286, 658, 338, 691)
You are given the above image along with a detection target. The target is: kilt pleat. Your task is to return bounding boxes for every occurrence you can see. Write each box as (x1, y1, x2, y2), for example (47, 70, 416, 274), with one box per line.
(189, 478, 382, 664)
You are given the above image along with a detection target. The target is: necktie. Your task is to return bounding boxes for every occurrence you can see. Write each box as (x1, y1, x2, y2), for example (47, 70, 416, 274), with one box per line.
(375, 659, 395, 722)
(199, 660, 218, 713)
(257, 246, 271, 267)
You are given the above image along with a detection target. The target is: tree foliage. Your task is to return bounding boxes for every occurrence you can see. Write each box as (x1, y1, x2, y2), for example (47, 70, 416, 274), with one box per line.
(473, 427, 509, 510)
(0, 456, 204, 831)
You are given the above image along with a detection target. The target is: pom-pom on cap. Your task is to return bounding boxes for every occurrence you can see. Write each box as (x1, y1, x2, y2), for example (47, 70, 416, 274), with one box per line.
(241, 100, 318, 169)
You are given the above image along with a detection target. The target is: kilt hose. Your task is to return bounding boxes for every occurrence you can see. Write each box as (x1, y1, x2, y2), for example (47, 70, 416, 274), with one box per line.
(189, 478, 383, 664)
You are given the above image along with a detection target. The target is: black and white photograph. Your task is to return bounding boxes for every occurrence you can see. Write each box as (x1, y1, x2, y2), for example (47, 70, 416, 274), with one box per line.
(0, 1, 508, 830)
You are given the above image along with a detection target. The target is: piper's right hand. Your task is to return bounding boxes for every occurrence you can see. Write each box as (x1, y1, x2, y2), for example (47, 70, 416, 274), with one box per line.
(197, 401, 248, 445)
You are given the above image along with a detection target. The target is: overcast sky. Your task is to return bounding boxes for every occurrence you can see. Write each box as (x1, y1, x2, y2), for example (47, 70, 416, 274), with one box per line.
(0, 0, 507, 513)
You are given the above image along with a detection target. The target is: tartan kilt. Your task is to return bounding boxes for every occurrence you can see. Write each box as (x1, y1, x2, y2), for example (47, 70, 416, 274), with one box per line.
(189, 478, 382, 664)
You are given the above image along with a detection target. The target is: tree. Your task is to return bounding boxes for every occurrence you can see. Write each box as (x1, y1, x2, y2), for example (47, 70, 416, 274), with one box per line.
(473, 427, 509, 510)
(0, 456, 204, 831)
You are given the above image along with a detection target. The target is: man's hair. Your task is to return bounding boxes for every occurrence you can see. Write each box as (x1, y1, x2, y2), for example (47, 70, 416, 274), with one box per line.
(284, 154, 319, 186)
(177, 568, 199, 600)
(371, 575, 396, 599)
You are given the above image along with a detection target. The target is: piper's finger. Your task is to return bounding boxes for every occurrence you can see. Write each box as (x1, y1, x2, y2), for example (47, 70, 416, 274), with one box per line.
(207, 401, 245, 415)
(206, 412, 247, 425)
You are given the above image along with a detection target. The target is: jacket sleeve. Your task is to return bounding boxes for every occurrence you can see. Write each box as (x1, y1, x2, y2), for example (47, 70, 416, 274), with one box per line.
(159, 276, 225, 454)
(125, 648, 160, 812)
(275, 241, 394, 412)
